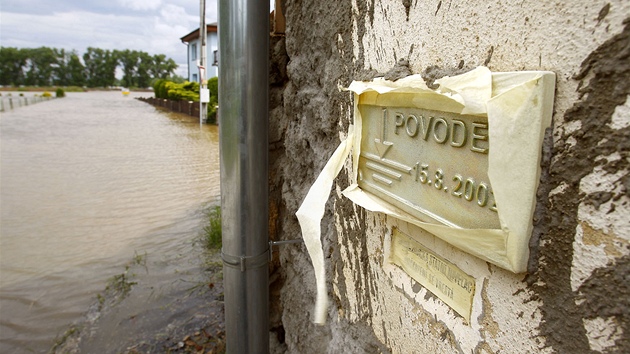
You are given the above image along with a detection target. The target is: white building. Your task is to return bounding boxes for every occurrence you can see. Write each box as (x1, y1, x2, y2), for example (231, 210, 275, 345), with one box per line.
(180, 23, 218, 82)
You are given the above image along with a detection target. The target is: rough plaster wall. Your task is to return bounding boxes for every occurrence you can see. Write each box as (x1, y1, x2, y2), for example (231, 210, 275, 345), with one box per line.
(269, 1, 386, 352)
(270, 0, 630, 353)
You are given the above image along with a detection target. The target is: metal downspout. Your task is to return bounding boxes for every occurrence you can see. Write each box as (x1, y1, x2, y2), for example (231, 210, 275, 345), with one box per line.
(218, 0, 269, 353)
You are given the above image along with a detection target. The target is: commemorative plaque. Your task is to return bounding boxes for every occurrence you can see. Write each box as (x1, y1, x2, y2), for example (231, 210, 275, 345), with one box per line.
(344, 68, 556, 272)
(358, 105, 499, 229)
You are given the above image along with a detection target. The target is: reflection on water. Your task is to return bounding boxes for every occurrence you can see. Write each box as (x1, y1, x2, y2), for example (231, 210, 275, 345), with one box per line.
(0, 92, 220, 353)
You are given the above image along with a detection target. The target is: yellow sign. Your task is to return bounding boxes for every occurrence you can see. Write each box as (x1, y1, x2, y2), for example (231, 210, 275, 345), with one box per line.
(390, 228, 475, 321)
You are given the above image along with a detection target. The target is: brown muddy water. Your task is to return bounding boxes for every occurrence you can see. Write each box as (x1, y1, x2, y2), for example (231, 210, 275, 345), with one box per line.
(0, 92, 220, 353)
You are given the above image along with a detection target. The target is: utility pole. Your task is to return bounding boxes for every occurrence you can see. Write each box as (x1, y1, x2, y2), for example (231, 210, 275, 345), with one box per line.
(199, 0, 209, 126)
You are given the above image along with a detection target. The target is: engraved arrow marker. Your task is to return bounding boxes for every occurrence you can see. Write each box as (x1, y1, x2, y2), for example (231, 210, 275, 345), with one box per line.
(374, 109, 393, 158)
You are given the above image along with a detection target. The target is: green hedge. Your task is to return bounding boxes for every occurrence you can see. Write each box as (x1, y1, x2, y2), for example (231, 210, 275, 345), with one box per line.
(206, 77, 219, 123)
(153, 77, 219, 123)
(153, 79, 200, 101)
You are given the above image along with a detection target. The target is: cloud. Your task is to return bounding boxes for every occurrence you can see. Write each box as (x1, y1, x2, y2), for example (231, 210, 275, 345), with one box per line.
(117, 0, 163, 12)
(0, 1, 219, 78)
(159, 4, 197, 26)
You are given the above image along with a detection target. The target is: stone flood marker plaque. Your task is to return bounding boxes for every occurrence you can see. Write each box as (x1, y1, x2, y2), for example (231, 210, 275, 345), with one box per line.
(358, 104, 498, 229)
(346, 69, 556, 272)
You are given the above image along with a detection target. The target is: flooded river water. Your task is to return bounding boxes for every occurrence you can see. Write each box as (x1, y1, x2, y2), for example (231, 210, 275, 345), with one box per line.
(0, 92, 220, 353)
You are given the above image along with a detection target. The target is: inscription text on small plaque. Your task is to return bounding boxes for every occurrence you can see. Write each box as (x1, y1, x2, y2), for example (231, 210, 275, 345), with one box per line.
(390, 228, 476, 320)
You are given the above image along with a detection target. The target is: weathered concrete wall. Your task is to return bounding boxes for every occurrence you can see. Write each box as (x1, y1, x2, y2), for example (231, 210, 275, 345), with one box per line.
(269, 1, 629, 353)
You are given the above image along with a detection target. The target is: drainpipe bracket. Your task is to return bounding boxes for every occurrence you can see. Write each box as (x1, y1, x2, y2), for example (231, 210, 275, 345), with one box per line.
(269, 239, 304, 247)
(221, 249, 270, 272)
(267, 239, 304, 261)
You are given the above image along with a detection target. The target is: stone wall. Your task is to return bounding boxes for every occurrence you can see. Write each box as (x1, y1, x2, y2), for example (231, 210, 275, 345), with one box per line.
(269, 1, 629, 352)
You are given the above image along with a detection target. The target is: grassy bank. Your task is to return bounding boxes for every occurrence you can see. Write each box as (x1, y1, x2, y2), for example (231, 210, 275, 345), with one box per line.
(203, 206, 222, 250)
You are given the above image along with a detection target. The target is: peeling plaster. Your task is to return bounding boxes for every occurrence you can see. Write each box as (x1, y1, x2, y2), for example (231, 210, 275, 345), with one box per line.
(583, 316, 623, 352)
(609, 96, 630, 130)
(478, 279, 500, 340)
(563, 119, 583, 135)
(533, 17, 630, 353)
(571, 223, 614, 292)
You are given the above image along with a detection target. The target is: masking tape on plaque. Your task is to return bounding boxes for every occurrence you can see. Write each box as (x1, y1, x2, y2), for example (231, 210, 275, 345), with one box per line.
(295, 127, 353, 324)
(296, 66, 555, 324)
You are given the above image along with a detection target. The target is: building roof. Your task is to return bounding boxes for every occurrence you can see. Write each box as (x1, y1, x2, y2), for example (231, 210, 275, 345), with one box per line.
(180, 23, 218, 43)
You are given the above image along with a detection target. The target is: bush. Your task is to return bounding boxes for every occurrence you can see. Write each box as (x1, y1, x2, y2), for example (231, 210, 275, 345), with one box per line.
(165, 81, 199, 101)
(152, 79, 166, 99)
(182, 80, 200, 92)
(204, 77, 220, 124)
(152, 78, 219, 117)
(207, 77, 218, 106)
(42, 91, 52, 97)
(203, 205, 222, 249)
(153, 79, 194, 101)
(159, 81, 170, 99)
(55, 88, 65, 97)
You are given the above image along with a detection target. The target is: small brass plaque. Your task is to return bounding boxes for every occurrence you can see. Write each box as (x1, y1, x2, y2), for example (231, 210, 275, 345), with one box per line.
(390, 228, 475, 320)
(358, 105, 500, 229)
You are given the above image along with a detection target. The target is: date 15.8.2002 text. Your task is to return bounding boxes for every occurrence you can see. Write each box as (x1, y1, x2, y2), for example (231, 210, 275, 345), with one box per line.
(413, 163, 498, 212)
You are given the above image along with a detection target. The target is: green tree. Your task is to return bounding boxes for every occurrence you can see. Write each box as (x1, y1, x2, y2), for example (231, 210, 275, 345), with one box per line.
(150, 54, 178, 79)
(52, 49, 84, 86)
(83, 47, 117, 87)
(0, 46, 177, 88)
(116, 49, 139, 88)
(0, 47, 27, 85)
(52, 48, 70, 85)
(135, 51, 153, 88)
(52, 48, 84, 86)
(24, 47, 57, 86)
(68, 53, 86, 86)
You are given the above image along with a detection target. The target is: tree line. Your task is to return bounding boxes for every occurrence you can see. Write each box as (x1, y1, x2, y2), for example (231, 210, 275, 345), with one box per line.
(0, 47, 179, 88)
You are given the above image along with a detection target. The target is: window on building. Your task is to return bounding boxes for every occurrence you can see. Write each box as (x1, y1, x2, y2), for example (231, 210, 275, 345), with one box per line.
(192, 73, 198, 82)
(191, 44, 197, 61)
(212, 50, 219, 66)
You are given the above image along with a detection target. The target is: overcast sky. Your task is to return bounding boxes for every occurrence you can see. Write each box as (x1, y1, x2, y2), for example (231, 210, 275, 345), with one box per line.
(0, 0, 222, 77)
